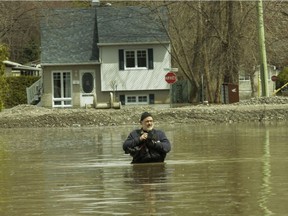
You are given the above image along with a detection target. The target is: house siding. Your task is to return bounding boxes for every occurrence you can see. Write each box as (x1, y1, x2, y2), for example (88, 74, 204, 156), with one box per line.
(41, 65, 113, 108)
(239, 65, 279, 99)
(100, 44, 171, 92)
(41, 63, 170, 108)
(116, 90, 169, 105)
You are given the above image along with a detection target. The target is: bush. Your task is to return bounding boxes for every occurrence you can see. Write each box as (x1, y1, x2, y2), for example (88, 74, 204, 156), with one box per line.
(275, 67, 288, 94)
(277, 67, 288, 86)
(2, 76, 40, 108)
(0, 77, 8, 111)
(0, 44, 9, 110)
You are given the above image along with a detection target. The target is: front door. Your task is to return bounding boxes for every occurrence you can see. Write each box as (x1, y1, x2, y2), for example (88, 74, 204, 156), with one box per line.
(80, 71, 95, 107)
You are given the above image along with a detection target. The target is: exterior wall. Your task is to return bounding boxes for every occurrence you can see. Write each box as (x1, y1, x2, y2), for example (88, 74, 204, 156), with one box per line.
(41, 68, 53, 108)
(99, 44, 171, 91)
(5, 67, 12, 76)
(41, 64, 107, 108)
(116, 90, 169, 105)
(41, 63, 170, 108)
(239, 80, 253, 99)
(239, 66, 279, 100)
(41, 44, 172, 108)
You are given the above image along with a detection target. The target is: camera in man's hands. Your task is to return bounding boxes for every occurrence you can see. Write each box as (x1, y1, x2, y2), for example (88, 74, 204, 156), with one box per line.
(145, 131, 156, 149)
(147, 131, 154, 141)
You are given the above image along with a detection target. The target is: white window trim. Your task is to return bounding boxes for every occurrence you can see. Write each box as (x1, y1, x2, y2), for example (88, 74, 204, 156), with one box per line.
(52, 70, 73, 108)
(125, 95, 149, 105)
(124, 49, 148, 70)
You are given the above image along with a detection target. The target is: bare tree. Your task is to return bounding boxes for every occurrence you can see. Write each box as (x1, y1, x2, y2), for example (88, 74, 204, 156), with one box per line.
(145, 1, 287, 103)
(0, 2, 39, 63)
(264, 1, 288, 68)
(0, 1, 76, 64)
(1, 0, 287, 103)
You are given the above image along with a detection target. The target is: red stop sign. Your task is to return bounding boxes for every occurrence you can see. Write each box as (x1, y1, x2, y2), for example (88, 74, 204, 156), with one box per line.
(165, 72, 177, 84)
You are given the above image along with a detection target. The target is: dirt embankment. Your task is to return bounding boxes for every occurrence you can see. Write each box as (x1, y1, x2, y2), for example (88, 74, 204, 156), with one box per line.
(1, 97, 288, 128)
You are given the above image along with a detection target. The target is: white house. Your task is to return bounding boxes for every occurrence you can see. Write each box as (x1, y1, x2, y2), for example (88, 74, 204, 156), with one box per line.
(40, 6, 171, 108)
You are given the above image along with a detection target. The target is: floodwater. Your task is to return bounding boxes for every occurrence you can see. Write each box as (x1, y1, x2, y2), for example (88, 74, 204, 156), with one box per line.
(0, 122, 288, 216)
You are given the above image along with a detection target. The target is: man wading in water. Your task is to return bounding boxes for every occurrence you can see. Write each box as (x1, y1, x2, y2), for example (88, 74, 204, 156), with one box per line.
(123, 112, 171, 164)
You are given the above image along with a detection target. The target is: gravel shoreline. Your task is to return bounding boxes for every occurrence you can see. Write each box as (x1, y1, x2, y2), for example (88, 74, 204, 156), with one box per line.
(1, 97, 288, 128)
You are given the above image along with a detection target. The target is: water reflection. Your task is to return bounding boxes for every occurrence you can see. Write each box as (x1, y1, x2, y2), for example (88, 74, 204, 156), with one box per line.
(124, 163, 171, 215)
(259, 129, 272, 216)
(0, 122, 288, 215)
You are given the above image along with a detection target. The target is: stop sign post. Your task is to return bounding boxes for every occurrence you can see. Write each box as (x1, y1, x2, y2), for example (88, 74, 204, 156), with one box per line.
(165, 72, 177, 107)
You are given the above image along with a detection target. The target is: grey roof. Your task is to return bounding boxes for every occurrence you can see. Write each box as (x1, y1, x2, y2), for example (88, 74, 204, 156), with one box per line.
(96, 6, 169, 44)
(41, 8, 98, 64)
(41, 6, 169, 65)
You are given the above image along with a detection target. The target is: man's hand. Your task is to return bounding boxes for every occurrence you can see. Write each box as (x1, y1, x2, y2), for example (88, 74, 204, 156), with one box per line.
(140, 132, 148, 141)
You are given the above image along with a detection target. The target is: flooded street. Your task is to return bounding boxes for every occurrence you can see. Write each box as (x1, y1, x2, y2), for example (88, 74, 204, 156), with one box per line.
(0, 122, 288, 215)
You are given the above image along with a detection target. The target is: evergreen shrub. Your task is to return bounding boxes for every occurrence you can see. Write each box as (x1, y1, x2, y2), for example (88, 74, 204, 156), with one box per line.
(2, 76, 40, 108)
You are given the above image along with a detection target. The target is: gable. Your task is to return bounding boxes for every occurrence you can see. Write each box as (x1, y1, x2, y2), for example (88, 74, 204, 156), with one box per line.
(41, 8, 99, 65)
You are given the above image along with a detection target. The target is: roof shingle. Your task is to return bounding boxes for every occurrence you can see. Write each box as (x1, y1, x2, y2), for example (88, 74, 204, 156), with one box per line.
(41, 6, 169, 64)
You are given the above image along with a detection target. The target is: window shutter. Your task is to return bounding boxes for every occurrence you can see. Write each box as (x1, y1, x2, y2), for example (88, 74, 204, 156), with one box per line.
(148, 48, 154, 69)
(119, 49, 124, 70)
(149, 94, 155, 104)
(119, 95, 125, 105)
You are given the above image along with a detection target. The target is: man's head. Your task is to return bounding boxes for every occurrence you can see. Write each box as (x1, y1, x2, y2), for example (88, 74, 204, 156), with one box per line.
(140, 112, 154, 131)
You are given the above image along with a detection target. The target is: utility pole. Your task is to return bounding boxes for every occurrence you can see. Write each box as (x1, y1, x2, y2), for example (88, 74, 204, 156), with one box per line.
(257, 0, 269, 97)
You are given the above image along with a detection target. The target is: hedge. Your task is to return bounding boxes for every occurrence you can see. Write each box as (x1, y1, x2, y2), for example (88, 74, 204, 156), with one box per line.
(0, 76, 40, 109)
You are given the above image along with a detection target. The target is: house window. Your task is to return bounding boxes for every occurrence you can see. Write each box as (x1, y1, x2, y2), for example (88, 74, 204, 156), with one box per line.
(52, 71, 72, 107)
(138, 96, 148, 103)
(119, 49, 153, 70)
(126, 51, 136, 68)
(127, 96, 137, 103)
(82, 72, 94, 93)
(137, 50, 147, 67)
(126, 95, 148, 104)
(239, 72, 250, 81)
(239, 68, 251, 81)
(125, 50, 147, 69)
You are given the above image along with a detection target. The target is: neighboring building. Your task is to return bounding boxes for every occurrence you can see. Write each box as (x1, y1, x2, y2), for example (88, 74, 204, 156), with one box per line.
(40, 6, 171, 108)
(239, 64, 279, 99)
(2, 60, 43, 105)
(3, 60, 42, 77)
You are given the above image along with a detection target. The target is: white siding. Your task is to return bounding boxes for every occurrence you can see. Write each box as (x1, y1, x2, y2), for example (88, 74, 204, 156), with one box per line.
(100, 44, 170, 91)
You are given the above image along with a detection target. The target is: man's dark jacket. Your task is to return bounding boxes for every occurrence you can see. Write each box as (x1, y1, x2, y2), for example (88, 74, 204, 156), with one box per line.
(123, 129, 171, 163)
